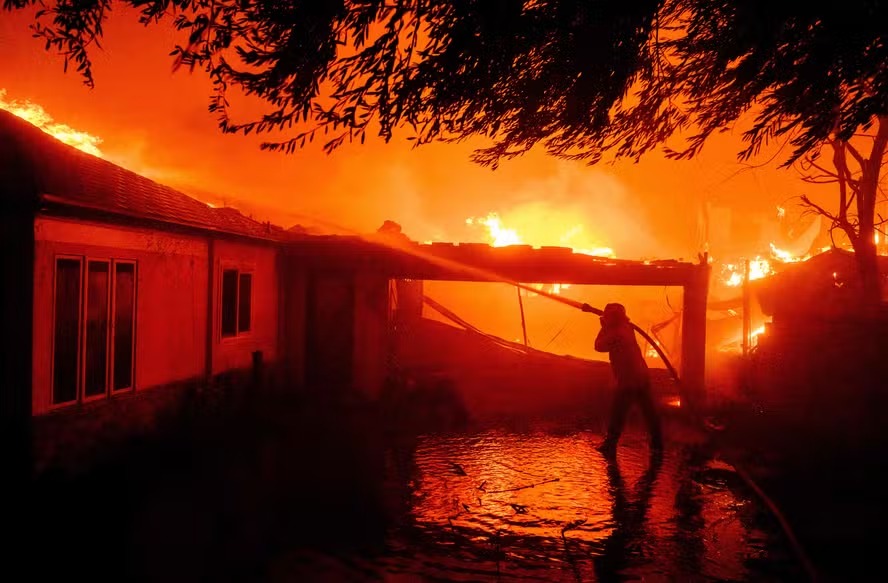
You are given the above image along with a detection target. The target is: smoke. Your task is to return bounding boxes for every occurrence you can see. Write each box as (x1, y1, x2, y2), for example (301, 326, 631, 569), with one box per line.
(413, 162, 676, 264)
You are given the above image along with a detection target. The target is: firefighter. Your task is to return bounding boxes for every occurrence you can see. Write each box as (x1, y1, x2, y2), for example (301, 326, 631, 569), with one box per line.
(582, 302, 663, 456)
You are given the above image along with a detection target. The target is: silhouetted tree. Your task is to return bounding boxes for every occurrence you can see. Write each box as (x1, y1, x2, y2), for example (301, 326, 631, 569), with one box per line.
(5, 0, 887, 301)
(797, 119, 888, 306)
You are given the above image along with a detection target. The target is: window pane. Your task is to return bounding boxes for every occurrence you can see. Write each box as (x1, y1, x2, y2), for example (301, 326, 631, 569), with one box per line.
(221, 269, 238, 337)
(84, 261, 110, 398)
(238, 273, 252, 333)
(53, 259, 81, 405)
(113, 263, 135, 391)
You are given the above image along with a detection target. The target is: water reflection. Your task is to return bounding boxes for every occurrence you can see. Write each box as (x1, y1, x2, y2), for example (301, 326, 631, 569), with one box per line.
(377, 427, 802, 581)
(590, 450, 662, 581)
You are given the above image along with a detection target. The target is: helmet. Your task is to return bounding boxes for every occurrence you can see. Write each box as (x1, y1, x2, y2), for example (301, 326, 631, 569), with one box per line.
(602, 303, 629, 324)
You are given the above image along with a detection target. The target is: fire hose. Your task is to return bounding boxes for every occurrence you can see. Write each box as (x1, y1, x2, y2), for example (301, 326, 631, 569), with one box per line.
(504, 287, 816, 580)
(525, 286, 815, 579)
(349, 225, 814, 578)
(506, 281, 682, 389)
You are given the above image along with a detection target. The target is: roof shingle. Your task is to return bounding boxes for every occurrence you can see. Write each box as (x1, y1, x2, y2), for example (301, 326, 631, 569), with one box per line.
(0, 109, 285, 241)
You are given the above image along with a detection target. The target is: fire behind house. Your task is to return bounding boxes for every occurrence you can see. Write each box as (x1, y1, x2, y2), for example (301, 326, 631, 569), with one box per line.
(1, 108, 719, 479)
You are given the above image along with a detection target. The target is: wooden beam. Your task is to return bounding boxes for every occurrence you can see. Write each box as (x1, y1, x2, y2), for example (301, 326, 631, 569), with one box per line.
(286, 240, 700, 287)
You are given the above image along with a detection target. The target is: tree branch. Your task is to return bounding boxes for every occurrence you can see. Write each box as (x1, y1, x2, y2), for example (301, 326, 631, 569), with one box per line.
(832, 140, 850, 222)
(799, 195, 841, 225)
(845, 140, 866, 169)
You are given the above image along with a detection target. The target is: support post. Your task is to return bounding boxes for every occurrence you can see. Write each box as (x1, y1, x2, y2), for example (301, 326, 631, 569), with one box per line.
(280, 253, 307, 390)
(681, 255, 710, 413)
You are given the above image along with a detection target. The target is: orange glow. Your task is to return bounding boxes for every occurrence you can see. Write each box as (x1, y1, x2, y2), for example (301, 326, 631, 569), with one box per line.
(717, 240, 827, 289)
(466, 213, 522, 247)
(0, 88, 103, 157)
(751, 325, 765, 342)
(466, 211, 614, 295)
(769, 243, 809, 263)
(0, 9, 848, 269)
(720, 257, 773, 288)
(666, 396, 681, 408)
(467, 211, 615, 258)
(718, 323, 767, 354)
(409, 433, 613, 545)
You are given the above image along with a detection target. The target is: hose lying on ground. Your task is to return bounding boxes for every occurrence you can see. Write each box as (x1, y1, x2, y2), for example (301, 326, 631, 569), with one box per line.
(730, 462, 819, 582)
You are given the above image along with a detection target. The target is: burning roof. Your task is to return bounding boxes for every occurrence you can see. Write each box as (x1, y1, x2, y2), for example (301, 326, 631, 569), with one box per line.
(755, 248, 888, 318)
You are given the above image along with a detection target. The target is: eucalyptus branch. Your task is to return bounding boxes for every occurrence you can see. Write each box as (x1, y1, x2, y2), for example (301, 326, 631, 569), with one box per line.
(844, 140, 866, 170)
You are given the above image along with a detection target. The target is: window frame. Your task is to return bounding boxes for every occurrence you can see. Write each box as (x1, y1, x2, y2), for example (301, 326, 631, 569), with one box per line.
(110, 260, 137, 394)
(50, 254, 138, 409)
(81, 257, 112, 404)
(219, 266, 254, 340)
(50, 255, 84, 409)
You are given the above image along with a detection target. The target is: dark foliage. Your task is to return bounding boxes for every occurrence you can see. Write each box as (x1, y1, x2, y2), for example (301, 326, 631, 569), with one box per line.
(5, 0, 887, 168)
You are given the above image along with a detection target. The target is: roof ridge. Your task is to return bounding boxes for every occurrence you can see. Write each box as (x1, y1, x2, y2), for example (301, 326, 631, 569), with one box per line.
(0, 109, 288, 241)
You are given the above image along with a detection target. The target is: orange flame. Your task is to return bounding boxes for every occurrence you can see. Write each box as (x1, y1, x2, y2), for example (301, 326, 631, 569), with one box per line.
(0, 89, 103, 157)
(769, 243, 808, 263)
(467, 211, 615, 295)
(467, 212, 615, 257)
(466, 213, 521, 247)
(720, 257, 773, 287)
(718, 241, 828, 289)
(751, 325, 766, 341)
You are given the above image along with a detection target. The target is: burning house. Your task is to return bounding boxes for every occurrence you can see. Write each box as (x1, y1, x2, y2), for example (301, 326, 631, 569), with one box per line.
(755, 248, 888, 327)
(2, 108, 713, 478)
(738, 248, 888, 425)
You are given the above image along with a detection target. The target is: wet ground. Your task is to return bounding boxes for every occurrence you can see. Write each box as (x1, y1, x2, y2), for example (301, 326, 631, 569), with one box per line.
(265, 417, 803, 581)
(28, 401, 805, 582)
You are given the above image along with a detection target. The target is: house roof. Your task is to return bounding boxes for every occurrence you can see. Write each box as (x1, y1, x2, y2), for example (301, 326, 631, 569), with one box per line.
(287, 235, 706, 286)
(754, 248, 888, 316)
(0, 109, 286, 241)
(0, 110, 712, 285)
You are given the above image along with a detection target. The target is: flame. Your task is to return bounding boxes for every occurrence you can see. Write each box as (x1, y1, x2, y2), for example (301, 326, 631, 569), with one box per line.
(0, 89, 103, 157)
(466, 213, 522, 247)
(467, 211, 614, 295)
(769, 243, 808, 263)
(717, 241, 826, 289)
(467, 212, 615, 257)
(557, 224, 615, 258)
(751, 325, 765, 341)
(721, 257, 773, 287)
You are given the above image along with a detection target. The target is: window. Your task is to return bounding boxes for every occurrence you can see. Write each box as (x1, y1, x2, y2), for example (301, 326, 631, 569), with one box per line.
(52, 258, 82, 405)
(52, 257, 137, 406)
(221, 269, 252, 337)
(113, 262, 136, 391)
(84, 260, 110, 399)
